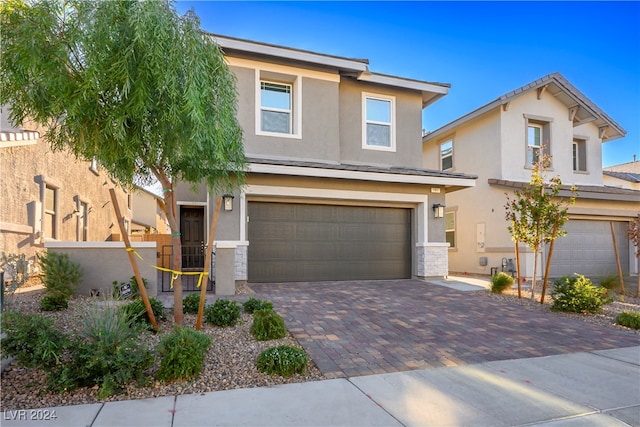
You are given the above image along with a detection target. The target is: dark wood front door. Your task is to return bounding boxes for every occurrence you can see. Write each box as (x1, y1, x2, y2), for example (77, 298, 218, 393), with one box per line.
(180, 206, 205, 270)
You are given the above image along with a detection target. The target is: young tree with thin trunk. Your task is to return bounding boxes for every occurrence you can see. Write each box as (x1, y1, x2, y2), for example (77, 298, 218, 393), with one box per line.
(1, 0, 247, 324)
(504, 155, 576, 301)
(628, 214, 640, 297)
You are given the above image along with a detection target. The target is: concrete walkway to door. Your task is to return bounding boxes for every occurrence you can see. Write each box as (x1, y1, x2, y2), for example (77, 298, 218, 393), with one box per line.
(249, 279, 640, 379)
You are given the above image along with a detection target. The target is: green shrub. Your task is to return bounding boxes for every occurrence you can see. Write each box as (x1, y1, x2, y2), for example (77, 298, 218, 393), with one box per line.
(112, 276, 149, 300)
(0, 311, 67, 370)
(250, 309, 287, 341)
(156, 326, 212, 381)
(183, 293, 202, 315)
(599, 274, 620, 291)
(491, 272, 514, 294)
(243, 297, 273, 314)
(204, 299, 240, 327)
(551, 274, 610, 314)
(37, 251, 81, 300)
(120, 297, 166, 327)
(256, 345, 308, 377)
(616, 311, 640, 330)
(40, 293, 69, 311)
(51, 302, 153, 397)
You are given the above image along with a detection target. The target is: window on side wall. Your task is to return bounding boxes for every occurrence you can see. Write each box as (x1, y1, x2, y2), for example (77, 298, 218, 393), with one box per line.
(79, 201, 88, 241)
(445, 211, 456, 249)
(573, 139, 587, 172)
(363, 93, 395, 151)
(43, 184, 58, 239)
(525, 116, 552, 168)
(440, 140, 453, 170)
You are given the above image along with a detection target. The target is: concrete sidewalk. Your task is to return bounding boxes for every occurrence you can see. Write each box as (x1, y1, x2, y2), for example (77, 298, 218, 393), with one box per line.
(2, 346, 638, 427)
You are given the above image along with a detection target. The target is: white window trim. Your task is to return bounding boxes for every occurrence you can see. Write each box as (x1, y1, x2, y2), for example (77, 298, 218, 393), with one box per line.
(572, 138, 588, 173)
(74, 195, 91, 242)
(362, 92, 396, 152)
(255, 69, 302, 139)
(35, 175, 60, 241)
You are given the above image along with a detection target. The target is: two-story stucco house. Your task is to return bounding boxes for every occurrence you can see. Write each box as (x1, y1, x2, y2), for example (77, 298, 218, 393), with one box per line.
(0, 110, 132, 271)
(423, 72, 640, 280)
(174, 34, 477, 292)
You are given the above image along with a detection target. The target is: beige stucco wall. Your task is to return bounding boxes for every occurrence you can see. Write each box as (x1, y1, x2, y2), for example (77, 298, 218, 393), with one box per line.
(603, 174, 640, 190)
(499, 90, 604, 186)
(45, 241, 158, 297)
(132, 189, 168, 233)
(1, 136, 130, 265)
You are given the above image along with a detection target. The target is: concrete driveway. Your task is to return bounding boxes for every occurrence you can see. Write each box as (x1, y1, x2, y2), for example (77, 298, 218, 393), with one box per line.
(249, 279, 639, 379)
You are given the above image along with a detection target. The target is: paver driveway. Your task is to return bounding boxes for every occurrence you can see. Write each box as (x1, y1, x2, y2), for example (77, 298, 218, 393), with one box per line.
(249, 279, 639, 378)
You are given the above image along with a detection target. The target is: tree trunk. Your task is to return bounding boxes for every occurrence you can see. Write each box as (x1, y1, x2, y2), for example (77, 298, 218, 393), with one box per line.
(531, 246, 539, 301)
(540, 217, 560, 304)
(514, 241, 522, 299)
(156, 176, 184, 325)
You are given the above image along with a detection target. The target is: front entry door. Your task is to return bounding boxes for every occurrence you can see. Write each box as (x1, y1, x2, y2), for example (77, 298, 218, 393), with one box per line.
(180, 206, 205, 270)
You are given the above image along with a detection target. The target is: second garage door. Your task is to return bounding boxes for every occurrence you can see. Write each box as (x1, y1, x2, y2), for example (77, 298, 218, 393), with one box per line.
(548, 220, 629, 278)
(248, 202, 411, 282)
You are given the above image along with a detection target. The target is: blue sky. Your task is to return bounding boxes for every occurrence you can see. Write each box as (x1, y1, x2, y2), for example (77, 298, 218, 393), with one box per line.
(175, 1, 639, 168)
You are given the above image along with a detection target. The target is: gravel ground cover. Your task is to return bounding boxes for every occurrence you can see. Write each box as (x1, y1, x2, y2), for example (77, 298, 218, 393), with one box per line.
(1, 280, 638, 411)
(0, 286, 323, 411)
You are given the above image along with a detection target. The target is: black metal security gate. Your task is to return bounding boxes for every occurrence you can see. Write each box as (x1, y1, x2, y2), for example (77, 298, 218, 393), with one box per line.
(160, 245, 214, 292)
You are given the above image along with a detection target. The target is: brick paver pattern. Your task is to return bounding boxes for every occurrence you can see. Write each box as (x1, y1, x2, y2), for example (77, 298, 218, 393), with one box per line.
(249, 280, 640, 379)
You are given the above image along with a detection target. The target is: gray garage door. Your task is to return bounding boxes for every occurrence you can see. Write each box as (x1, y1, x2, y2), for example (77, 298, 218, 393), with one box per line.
(248, 202, 411, 282)
(549, 220, 629, 278)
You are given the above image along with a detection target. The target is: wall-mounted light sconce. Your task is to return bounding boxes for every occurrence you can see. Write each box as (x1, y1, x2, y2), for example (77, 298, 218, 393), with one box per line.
(432, 203, 445, 219)
(222, 194, 234, 211)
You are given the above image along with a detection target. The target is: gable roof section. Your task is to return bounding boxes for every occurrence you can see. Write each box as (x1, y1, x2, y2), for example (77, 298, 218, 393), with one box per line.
(423, 72, 626, 142)
(488, 178, 639, 202)
(209, 33, 450, 108)
(603, 170, 640, 183)
(248, 157, 476, 192)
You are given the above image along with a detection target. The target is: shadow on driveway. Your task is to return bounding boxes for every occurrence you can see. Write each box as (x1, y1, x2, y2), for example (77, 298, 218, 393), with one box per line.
(249, 279, 639, 378)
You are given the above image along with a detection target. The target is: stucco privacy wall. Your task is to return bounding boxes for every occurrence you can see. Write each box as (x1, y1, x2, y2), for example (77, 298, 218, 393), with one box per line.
(45, 242, 158, 297)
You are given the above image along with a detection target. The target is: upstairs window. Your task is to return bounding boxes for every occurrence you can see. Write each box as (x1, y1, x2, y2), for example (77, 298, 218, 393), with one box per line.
(79, 201, 88, 241)
(440, 140, 453, 170)
(363, 93, 395, 151)
(260, 81, 292, 134)
(524, 115, 552, 168)
(573, 139, 587, 172)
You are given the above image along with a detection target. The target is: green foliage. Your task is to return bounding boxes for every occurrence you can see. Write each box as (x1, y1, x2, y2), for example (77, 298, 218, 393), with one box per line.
(551, 274, 610, 314)
(156, 326, 212, 382)
(616, 311, 640, 330)
(490, 272, 514, 294)
(40, 293, 69, 311)
(204, 299, 241, 327)
(183, 292, 202, 315)
(37, 251, 81, 300)
(599, 275, 620, 291)
(1, 0, 248, 322)
(120, 297, 166, 328)
(250, 309, 287, 341)
(243, 297, 274, 314)
(51, 302, 153, 397)
(504, 158, 577, 297)
(256, 345, 308, 377)
(0, 311, 67, 370)
(112, 276, 149, 300)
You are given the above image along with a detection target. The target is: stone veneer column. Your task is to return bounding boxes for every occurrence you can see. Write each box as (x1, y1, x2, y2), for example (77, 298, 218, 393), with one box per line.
(416, 242, 449, 278)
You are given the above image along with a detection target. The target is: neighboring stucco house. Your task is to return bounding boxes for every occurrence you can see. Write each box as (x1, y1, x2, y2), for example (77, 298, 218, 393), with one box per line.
(0, 109, 132, 270)
(175, 34, 477, 292)
(131, 186, 169, 235)
(423, 72, 639, 280)
(604, 160, 640, 191)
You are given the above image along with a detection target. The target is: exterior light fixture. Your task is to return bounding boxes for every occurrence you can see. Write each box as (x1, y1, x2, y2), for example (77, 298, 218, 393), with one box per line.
(432, 203, 445, 219)
(222, 194, 234, 211)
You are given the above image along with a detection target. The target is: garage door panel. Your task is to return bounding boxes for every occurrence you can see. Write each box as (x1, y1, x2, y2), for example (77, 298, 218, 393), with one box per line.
(550, 220, 629, 278)
(248, 202, 411, 282)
